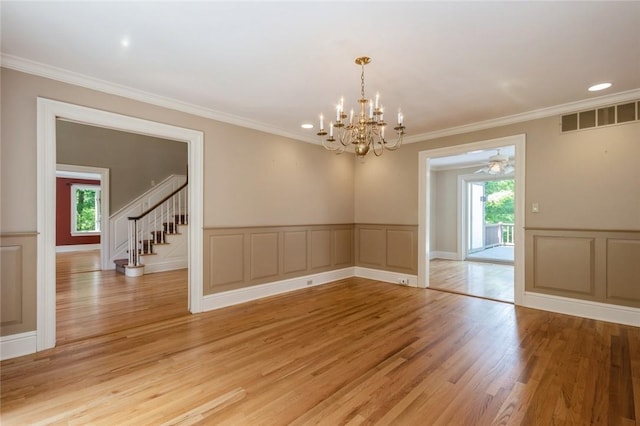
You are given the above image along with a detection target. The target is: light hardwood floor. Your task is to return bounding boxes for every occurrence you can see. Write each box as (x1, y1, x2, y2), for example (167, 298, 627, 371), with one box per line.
(55, 250, 188, 344)
(2, 275, 638, 424)
(430, 259, 514, 303)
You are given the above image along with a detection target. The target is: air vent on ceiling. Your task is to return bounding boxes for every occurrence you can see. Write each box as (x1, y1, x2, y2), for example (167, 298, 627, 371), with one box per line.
(561, 100, 639, 133)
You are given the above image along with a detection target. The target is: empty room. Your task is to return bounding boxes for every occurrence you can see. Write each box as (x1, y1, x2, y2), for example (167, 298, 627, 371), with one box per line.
(1, 2, 639, 424)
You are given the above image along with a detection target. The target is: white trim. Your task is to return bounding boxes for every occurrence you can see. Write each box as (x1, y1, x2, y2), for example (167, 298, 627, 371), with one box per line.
(522, 292, 640, 328)
(429, 251, 459, 261)
(37, 98, 204, 352)
(354, 267, 418, 287)
(6, 54, 640, 147)
(57, 164, 110, 269)
(0, 332, 37, 361)
(203, 268, 355, 311)
(56, 243, 101, 253)
(418, 135, 526, 304)
(143, 260, 188, 274)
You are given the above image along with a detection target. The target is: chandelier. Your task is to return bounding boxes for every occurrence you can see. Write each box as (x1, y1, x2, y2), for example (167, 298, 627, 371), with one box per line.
(317, 56, 405, 160)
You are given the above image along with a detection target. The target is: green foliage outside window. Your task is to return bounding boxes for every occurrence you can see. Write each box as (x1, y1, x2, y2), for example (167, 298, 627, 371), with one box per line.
(75, 188, 100, 232)
(484, 180, 514, 224)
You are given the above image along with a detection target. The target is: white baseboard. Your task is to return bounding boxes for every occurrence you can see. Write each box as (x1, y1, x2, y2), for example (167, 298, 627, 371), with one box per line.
(0, 331, 37, 361)
(203, 267, 355, 311)
(429, 251, 459, 260)
(56, 243, 100, 253)
(522, 292, 640, 327)
(143, 258, 188, 274)
(354, 267, 418, 287)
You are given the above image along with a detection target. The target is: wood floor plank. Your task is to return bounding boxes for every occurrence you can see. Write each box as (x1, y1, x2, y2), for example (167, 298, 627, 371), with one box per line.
(2, 274, 638, 424)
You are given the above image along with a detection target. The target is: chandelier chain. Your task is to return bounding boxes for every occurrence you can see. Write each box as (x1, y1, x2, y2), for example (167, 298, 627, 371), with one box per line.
(361, 64, 366, 100)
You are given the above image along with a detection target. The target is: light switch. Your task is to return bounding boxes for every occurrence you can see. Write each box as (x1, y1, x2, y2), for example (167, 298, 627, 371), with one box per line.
(532, 203, 539, 213)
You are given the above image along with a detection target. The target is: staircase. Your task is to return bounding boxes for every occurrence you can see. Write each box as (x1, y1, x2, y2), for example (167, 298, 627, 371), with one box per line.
(115, 182, 188, 277)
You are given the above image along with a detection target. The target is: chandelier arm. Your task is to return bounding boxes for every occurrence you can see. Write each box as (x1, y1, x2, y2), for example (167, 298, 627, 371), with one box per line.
(382, 134, 403, 151)
(372, 140, 384, 156)
(322, 139, 341, 151)
(338, 127, 352, 147)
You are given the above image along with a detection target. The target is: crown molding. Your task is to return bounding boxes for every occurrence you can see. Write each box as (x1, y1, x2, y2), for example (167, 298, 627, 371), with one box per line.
(3, 53, 638, 147)
(405, 88, 640, 144)
(1, 54, 319, 145)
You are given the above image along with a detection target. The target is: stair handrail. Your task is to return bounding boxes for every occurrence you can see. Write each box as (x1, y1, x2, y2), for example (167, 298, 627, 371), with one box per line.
(128, 179, 188, 221)
(127, 180, 188, 268)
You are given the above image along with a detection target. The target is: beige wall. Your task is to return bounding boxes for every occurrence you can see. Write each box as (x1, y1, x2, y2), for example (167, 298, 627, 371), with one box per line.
(430, 166, 478, 255)
(57, 120, 188, 214)
(1, 67, 354, 233)
(0, 67, 354, 336)
(354, 117, 640, 231)
(1, 65, 638, 337)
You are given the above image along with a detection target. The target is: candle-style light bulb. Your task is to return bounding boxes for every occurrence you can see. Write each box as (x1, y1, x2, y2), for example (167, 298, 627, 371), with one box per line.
(329, 121, 334, 137)
(375, 92, 380, 109)
(320, 114, 324, 131)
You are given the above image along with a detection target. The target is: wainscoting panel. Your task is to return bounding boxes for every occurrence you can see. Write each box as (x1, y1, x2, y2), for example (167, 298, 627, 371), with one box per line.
(310, 229, 331, 270)
(386, 229, 416, 271)
(526, 229, 640, 308)
(1, 246, 22, 325)
(355, 224, 418, 275)
(204, 225, 354, 295)
(250, 232, 279, 281)
(205, 233, 244, 291)
(283, 231, 307, 275)
(606, 239, 640, 304)
(357, 227, 384, 267)
(334, 228, 354, 267)
(532, 236, 595, 295)
(0, 233, 37, 336)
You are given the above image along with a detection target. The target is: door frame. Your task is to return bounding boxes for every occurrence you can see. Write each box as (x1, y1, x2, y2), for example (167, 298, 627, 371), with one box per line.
(417, 134, 525, 305)
(459, 174, 515, 261)
(56, 164, 111, 269)
(37, 98, 204, 351)
(466, 180, 487, 256)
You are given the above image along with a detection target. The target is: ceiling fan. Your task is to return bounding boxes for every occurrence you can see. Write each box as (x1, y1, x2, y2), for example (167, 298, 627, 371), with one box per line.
(475, 150, 514, 175)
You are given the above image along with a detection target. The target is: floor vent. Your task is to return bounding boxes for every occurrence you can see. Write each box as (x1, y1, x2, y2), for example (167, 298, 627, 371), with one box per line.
(561, 100, 639, 133)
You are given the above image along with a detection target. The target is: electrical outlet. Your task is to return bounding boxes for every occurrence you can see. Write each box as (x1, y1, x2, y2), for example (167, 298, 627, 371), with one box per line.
(398, 278, 408, 285)
(306, 280, 313, 286)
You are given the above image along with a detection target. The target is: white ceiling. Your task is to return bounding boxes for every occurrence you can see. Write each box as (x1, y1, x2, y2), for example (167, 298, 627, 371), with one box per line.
(429, 145, 515, 170)
(2, 1, 639, 144)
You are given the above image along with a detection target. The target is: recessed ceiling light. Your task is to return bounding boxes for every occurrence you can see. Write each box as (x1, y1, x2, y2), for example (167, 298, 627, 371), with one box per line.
(301, 123, 314, 129)
(121, 37, 130, 47)
(588, 82, 612, 92)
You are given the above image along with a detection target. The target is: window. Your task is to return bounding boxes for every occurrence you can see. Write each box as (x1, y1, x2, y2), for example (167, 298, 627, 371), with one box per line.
(71, 184, 101, 235)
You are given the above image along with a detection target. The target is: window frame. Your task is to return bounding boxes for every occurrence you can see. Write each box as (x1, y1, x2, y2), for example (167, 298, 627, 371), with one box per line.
(70, 183, 101, 236)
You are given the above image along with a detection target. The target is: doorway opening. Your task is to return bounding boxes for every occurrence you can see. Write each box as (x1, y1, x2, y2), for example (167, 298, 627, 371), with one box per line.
(417, 135, 525, 305)
(55, 164, 110, 274)
(465, 178, 514, 264)
(37, 98, 204, 352)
